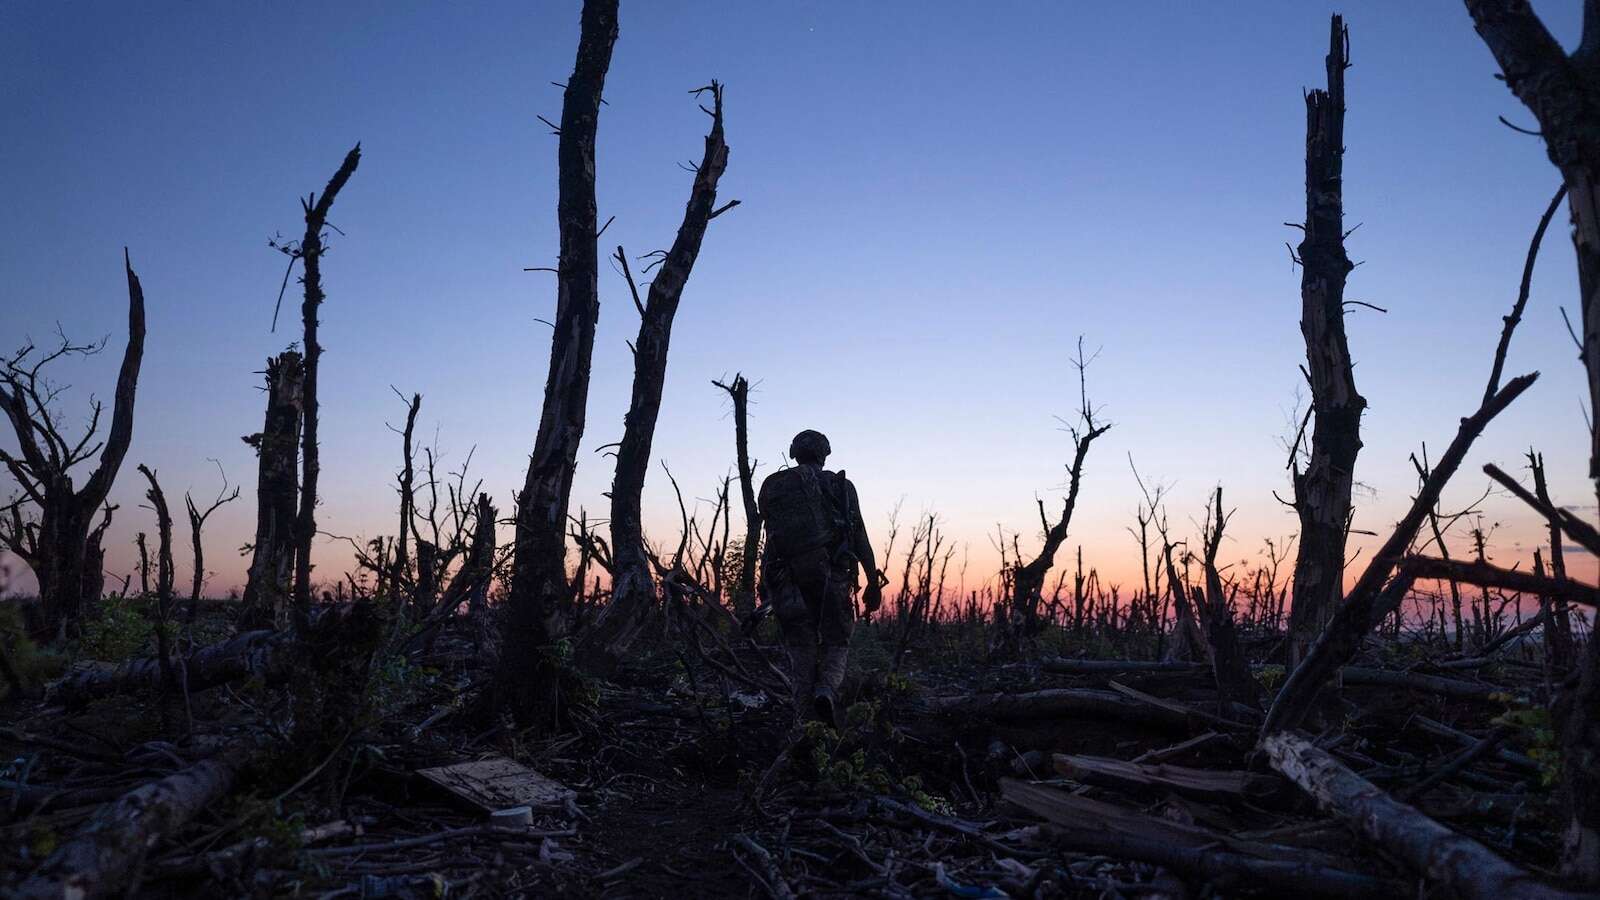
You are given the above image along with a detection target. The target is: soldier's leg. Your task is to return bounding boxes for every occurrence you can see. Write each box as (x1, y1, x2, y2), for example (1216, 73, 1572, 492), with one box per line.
(770, 571, 818, 722)
(812, 565, 858, 727)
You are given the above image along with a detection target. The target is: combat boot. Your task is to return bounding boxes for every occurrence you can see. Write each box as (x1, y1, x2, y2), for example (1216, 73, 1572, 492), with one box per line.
(787, 640, 818, 724)
(813, 646, 849, 728)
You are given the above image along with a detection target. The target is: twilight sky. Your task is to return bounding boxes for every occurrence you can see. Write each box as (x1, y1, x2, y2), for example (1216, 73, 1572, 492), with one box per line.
(2, 1, 1592, 599)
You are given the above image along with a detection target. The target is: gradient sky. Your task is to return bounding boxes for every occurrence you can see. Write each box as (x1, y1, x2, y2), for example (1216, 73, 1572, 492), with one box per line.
(2, 1, 1592, 600)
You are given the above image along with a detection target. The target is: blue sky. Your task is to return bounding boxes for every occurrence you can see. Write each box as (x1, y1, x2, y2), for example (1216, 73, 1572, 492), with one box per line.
(1, 1, 1590, 596)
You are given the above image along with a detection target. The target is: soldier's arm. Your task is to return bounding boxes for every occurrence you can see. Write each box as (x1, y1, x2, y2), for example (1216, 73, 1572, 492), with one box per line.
(842, 479, 876, 577)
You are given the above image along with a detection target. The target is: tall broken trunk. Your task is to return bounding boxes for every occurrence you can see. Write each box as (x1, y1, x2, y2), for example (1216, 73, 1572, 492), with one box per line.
(581, 82, 732, 672)
(1288, 15, 1364, 670)
(715, 374, 761, 618)
(291, 145, 362, 630)
(1463, 2, 1600, 881)
(444, 492, 497, 619)
(500, 0, 618, 729)
(240, 351, 304, 631)
(0, 252, 145, 639)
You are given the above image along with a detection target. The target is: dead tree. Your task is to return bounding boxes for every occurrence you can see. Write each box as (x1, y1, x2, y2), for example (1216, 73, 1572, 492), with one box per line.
(184, 461, 239, 607)
(288, 145, 362, 628)
(1199, 487, 1263, 710)
(1260, 372, 1537, 736)
(1008, 340, 1110, 637)
(501, 0, 618, 728)
(1465, 0, 1600, 495)
(1288, 15, 1365, 669)
(582, 81, 734, 671)
(240, 350, 304, 630)
(714, 374, 761, 618)
(1531, 450, 1576, 670)
(0, 251, 146, 637)
(136, 464, 177, 701)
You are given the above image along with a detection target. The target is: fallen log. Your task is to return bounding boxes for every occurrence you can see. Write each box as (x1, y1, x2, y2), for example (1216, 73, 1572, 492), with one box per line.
(1107, 680, 1253, 732)
(50, 629, 290, 707)
(1262, 730, 1578, 900)
(1053, 753, 1283, 803)
(1410, 714, 1541, 774)
(1339, 666, 1498, 701)
(924, 688, 1189, 730)
(1002, 779, 1399, 899)
(13, 740, 254, 900)
(1043, 657, 1502, 700)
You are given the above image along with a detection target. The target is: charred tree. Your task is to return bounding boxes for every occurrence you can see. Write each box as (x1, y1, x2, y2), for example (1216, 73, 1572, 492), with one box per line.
(136, 464, 177, 700)
(240, 351, 304, 631)
(1199, 488, 1263, 710)
(714, 374, 761, 618)
(0, 252, 146, 638)
(1466, 0, 1600, 495)
(500, 0, 618, 728)
(289, 145, 362, 629)
(184, 463, 239, 609)
(1288, 15, 1365, 670)
(582, 82, 734, 671)
(1008, 342, 1109, 637)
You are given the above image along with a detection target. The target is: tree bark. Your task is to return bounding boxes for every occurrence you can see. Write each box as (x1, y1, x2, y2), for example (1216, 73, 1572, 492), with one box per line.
(500, 0, 618, 728)
(582, 82, 732, 671)
(1289, 15, 1365, 670)
(1262, 730, 1580, 900)
(241, 351, 304, 631)
(291, 145, 362, 628)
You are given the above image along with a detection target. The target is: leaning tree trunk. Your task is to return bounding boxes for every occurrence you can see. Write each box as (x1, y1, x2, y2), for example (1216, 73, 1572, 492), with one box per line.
(291, 146, 362, 629)
(240, 350, 304, 631)
(500, 0, 618, 729)
(580, 82, 732, 672)
(1463, 2, 1600, 882)
(1288, 15, 1365, 670)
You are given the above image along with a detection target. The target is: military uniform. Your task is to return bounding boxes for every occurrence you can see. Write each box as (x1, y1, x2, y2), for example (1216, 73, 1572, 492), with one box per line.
(758, 431, 878, 726)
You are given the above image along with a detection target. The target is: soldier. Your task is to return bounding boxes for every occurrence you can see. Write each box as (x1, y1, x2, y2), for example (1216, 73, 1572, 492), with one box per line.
(758, 429, 880, 726)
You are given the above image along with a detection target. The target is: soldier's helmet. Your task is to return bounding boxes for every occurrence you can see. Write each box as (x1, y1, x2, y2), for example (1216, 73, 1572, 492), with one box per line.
(789, 430, 831, 464)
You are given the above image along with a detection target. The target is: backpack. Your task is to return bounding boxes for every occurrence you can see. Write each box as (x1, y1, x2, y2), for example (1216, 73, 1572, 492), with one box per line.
(761, 465, 849, 562)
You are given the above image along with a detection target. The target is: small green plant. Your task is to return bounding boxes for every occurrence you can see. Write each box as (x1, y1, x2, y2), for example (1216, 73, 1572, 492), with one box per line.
(1255, 664, 1285, 691)
(76, 595, 153, 661)
(1491, 692, 1560, 788)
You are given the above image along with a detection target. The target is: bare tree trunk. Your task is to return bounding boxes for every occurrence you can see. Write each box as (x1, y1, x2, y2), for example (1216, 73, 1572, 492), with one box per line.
(1200, 488, 1263, 710)
(1288, 15, 1364, 670)
(1461, 5, 1600, 880)
(393, 391, 421, 609)
(184, 466, 238, 616)
(582, 83, 733, 671)
(715, 374, 761, 618)
(444, 492, 497, 618)
(1532, 450, 1577, 670)
(240, 351, 304, 631)
(500, 0, 618, 728)
(0, 252, 145, 638)
(291, 145, 362, 629)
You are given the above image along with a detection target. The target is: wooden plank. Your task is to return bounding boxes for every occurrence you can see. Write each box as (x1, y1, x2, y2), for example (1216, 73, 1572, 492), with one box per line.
(415, 757, 573, 813)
